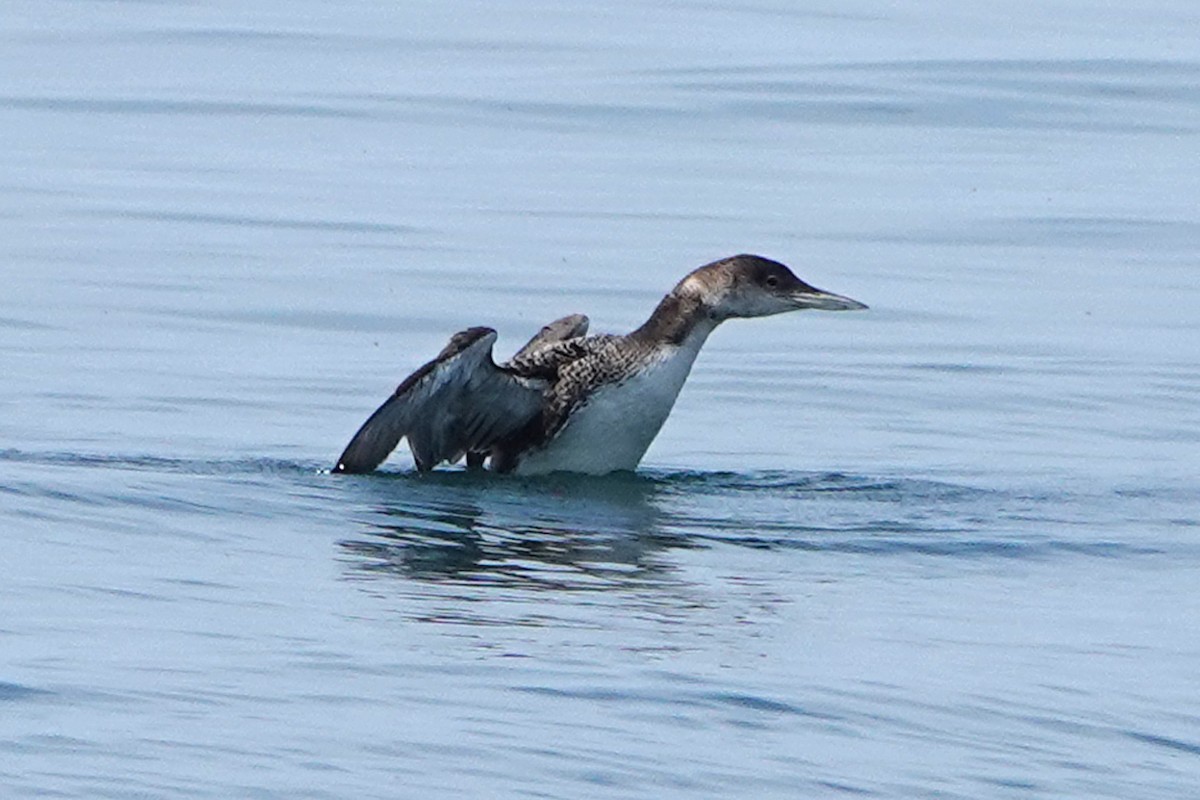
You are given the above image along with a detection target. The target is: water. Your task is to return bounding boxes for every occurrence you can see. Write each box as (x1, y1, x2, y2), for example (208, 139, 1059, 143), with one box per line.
(3, 1, 1199, 797)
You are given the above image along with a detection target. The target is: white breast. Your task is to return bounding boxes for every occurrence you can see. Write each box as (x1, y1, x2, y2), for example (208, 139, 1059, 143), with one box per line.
(513, 339, 705, 476)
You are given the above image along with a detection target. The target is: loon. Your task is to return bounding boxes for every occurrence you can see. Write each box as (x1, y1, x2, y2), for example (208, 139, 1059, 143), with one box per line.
(333, 254, 866, 476)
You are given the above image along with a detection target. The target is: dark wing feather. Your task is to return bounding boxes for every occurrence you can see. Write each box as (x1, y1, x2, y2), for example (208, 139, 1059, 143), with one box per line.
(333, 327, 548, 474)
(460, 314, 590, 470)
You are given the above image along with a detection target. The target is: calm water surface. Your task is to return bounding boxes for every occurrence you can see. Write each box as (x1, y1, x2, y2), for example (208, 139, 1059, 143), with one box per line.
(3, 1, 1199, 798)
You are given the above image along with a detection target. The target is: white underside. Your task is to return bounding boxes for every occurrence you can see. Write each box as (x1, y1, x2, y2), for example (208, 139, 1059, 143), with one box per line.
(512, 335, 708, 476)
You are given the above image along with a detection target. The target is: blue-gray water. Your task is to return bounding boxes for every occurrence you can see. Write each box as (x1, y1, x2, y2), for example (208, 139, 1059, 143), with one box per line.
(3, 2, 1199, 798)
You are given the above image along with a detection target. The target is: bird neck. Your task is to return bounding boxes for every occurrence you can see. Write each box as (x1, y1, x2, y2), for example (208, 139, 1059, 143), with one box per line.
(631, 290, 719, 348)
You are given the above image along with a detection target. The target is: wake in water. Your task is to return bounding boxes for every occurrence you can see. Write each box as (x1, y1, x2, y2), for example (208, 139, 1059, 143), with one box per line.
(2, 447, 1185, 584)
(0, 448, 322, 477)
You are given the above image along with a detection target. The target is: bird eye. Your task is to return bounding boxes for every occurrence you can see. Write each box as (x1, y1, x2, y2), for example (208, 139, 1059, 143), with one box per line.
(764, 275, 779, 288)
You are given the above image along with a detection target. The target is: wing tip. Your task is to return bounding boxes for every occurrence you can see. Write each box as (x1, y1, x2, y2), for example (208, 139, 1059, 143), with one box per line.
(436, 326, 498, 359)
(331, 449, 377, 474)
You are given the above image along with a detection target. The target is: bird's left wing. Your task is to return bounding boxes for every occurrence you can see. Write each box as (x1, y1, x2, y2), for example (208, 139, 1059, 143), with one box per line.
(333, 327, 548, 474)
(508, 313, 589, 362)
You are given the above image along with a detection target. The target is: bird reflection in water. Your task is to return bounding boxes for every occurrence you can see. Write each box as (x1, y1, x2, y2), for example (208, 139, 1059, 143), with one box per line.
(336, 470, 697, 593)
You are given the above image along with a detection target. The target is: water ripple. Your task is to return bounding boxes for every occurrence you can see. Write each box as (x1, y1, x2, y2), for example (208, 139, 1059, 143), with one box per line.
(0, 682, 52, 702)
(0, 94, 367, 119)
(1125, 730, 1200, 756)
(0, 448, 322, 477)
(84, 208, 420, 235)
(651, 57, 1200, 134)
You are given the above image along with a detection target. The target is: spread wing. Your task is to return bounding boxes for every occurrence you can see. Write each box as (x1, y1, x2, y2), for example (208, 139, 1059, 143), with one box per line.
(508, 313, 589, 362)
(333, 327, 549, 474)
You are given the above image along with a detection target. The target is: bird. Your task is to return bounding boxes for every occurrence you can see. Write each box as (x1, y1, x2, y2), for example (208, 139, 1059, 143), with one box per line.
(333, 254, 866, 476)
